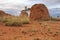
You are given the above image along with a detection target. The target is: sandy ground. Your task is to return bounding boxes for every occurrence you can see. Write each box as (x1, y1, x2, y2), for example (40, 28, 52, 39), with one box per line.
(0, 21, 60, 40)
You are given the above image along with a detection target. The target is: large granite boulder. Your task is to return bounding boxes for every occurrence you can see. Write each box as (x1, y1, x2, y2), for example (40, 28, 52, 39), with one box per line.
(30, 4, 50, 21)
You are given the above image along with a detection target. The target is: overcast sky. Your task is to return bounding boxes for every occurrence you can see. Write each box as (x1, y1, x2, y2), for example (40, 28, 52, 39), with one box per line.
(0, 0, 60, 11)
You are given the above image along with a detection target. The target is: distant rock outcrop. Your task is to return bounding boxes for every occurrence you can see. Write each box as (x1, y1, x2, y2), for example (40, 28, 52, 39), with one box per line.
(30, 4, 50, 21)
(0, 10, 12, 17)
(20, 10, 28, 18)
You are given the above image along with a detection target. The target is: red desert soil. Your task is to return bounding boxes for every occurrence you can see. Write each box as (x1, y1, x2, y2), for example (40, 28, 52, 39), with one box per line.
(0, 21, 60, 40)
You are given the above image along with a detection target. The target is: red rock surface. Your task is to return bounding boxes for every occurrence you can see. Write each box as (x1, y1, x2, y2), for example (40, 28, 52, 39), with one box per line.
(30, 4, 50, 21)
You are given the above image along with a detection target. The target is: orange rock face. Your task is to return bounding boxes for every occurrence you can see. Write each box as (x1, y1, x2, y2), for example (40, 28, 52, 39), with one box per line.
(30, 4, 50, 21)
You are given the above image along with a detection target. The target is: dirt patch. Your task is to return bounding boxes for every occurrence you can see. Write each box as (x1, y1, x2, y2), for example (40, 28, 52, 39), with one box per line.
(0, 21, 60, 40)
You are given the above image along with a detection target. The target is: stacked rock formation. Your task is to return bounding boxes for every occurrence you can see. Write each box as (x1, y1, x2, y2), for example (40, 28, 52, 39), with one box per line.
(20, 10, 28, 18)
(30, 4, 50, 21)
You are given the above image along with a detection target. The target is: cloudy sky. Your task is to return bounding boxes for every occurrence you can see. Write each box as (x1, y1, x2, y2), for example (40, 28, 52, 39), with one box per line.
(0, 0, 60, 16)
(0, 0, 60, 10)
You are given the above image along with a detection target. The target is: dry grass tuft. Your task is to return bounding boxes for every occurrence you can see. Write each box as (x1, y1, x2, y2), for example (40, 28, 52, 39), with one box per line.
(0, 16, 30, 26)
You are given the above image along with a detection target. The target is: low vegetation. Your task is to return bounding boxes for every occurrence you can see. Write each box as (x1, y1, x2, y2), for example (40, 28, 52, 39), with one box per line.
(50, 17, 60, 21)
(0, 16, 30, 26)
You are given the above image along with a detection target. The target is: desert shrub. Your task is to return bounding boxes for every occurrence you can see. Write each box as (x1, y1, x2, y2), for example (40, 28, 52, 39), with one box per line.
(5, 20, 22, 26)
(0, 16, 30, 26)
(21, 17, 30, 24)
(51, 17, 60, 21)
(0, 16, 8, 23)
(0, 17, 2, 22)
(5, 16, 23, 26)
